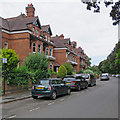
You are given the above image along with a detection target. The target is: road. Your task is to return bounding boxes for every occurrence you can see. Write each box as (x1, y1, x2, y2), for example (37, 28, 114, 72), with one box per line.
(2, 77, 118, 119)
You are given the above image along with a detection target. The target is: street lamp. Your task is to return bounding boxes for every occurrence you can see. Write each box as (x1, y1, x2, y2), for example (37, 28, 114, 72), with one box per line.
(2, 58, 7, 96)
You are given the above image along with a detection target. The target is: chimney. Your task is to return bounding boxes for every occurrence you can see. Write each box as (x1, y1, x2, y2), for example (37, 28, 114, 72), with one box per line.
(26, 3, 35, 17)
(72, 41, 77, 48)
(59, 34, 64, 39)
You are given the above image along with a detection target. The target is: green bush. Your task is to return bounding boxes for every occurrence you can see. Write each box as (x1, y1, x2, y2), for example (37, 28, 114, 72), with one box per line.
(63, 63, 74, 75)
(77, 69, 84, 74)
(58, 65, 67, 79)
(48, 69, 57, 78)
(7, 66, 30, 87)
(2, 48, 19, 72)
(23, 53, 49, 82)
(84, 69, 94, 75)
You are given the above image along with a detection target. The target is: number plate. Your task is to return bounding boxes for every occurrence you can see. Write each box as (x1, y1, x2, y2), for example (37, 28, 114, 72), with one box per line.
(66, 83, 70, 85)
(37, 87, 44, 90)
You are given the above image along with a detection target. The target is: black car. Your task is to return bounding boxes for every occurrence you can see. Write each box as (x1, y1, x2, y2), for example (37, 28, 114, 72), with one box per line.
(77, 74, 96, 87)
(31, 78, 71, 100)
(63, 75, 88, 91)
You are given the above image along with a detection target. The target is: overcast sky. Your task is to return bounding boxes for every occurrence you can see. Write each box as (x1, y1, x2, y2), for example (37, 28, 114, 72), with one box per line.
(0, 0, 118, 65)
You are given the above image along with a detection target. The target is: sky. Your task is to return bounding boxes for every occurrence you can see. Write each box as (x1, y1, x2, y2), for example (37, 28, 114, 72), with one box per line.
(0, 0, 118, 65)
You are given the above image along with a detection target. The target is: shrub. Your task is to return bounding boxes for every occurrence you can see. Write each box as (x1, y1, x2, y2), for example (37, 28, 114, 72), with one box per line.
(63, 63, 74, 75)
(2, 48, 19, 72)
(77, 69, 84, 74)
(58, 65, 67, 79)
(7, 66, 30, 88)
(23, 53, 49, 82)
(84, 69, 94, 75)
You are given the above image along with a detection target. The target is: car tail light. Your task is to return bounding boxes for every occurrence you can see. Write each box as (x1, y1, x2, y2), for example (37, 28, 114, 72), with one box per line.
(32, 86, 34, 90)
(48, 86, 51, 90)
(89, 77, 91, 82)
(71, 81, 77, 83)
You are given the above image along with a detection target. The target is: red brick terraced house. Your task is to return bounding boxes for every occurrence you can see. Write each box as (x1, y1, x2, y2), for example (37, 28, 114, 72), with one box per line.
(1, 4, 56, 70)
(1, 3, 89, 73)
(52, 34, 88, 73)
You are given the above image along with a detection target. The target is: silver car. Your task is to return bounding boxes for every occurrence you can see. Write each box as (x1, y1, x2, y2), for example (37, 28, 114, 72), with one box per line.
(100, 74, 109, 80)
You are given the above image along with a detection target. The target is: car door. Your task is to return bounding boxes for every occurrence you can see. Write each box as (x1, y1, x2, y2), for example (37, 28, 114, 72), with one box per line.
(52, 80, 60, 96)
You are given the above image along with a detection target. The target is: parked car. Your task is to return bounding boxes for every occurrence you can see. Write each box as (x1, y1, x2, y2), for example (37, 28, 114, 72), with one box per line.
(116, 74, 120, 78)
(100, 74, 110, 80)
(31, 78, 71, 100)
(77, 74, 96, 87)
(63, 75, 88, 91)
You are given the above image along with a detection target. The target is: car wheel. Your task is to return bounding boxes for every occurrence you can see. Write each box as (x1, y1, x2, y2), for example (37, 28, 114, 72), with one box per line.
(90, 83, 93, 87)
(85, 82, 88, 89)
(77, 85, 81, 91)
(32, 96, 38, 99)
(67, 88, 71, 95)
(50, 91, 57, 100)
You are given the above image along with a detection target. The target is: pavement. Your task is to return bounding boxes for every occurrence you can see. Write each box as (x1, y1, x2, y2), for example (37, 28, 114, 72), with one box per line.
(0, 89, 32, 104)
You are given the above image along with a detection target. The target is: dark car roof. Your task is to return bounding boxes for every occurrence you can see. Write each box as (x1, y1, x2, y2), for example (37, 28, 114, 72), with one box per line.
(38, 78, 62, 81)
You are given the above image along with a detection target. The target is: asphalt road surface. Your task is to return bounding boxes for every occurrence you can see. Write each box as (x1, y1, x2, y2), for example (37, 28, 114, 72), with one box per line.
(2, 77, 118, 119)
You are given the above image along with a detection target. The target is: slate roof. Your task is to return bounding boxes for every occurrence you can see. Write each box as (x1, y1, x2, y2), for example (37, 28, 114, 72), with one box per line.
(1, 14, 38, 31)
(41, 25, 52, 35)
(51, 36, 70, 48)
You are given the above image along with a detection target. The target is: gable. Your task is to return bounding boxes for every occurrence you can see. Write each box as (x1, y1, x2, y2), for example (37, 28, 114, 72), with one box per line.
(33, 17, 41, 29)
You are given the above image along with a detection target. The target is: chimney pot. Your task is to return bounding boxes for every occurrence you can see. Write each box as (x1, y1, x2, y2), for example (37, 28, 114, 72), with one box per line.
(26, 3, 35, 17)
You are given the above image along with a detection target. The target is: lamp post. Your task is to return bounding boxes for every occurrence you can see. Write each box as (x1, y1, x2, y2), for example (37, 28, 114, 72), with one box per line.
(2, 58, 7, 96)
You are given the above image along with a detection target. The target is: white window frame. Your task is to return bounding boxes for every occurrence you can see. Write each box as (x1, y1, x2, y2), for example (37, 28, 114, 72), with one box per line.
(38, 44, 41, 53)
(33, 43, 36, 53)
(33, 27, 35, 35)
(48, 36, 50, 42)
(50, 63, 53, 70)
(45, 35, 47, 41)
(46, 47, 49, 55)
(50, 48, 53, 56)
(36, 30, 38, 37)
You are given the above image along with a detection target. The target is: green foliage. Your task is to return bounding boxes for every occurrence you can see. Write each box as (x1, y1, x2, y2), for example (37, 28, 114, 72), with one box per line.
(115, 49, 120, 74)
(23, 53, 49, 82)
(63, 63, 74, 75)
(87, 65, 100, 74)
(58, 65, 67, 79)
(84, 69, 94, 75)
(48, 69, 57, 78)
(99, 41, 120, 74)
(77, 69, 84, 74)
(87, 57, 92, 67)
(2, 48, 19, 72)
(7, 66, 30, 87)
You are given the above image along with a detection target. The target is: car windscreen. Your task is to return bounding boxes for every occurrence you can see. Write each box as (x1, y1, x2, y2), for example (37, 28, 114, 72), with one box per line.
(63, 78, 76, 81)
(101, 75, 108, 77)
(78, 75, 89, 79)
(37, 80, 49, 86)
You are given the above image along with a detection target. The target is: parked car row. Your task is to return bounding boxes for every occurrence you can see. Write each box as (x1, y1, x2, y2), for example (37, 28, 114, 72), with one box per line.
(112, 74, 120, 78)
(31, 74, 96, 100)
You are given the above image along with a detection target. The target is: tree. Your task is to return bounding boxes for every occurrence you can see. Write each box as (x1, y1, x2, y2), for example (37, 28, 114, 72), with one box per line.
(77, 69, 84, 74)
(2, 48, 19, 72)
(84, 69, 94, 75)
(87, 65, 100, 74)
(115, 49, 120, 73)
(87, 57, 92, 67)
(98, 41, 120, 74)
(63, 63, 74, 75)
(23, 53, 49, 82)
(81, 0, 120, 25)
(58, 65, 67, 79)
